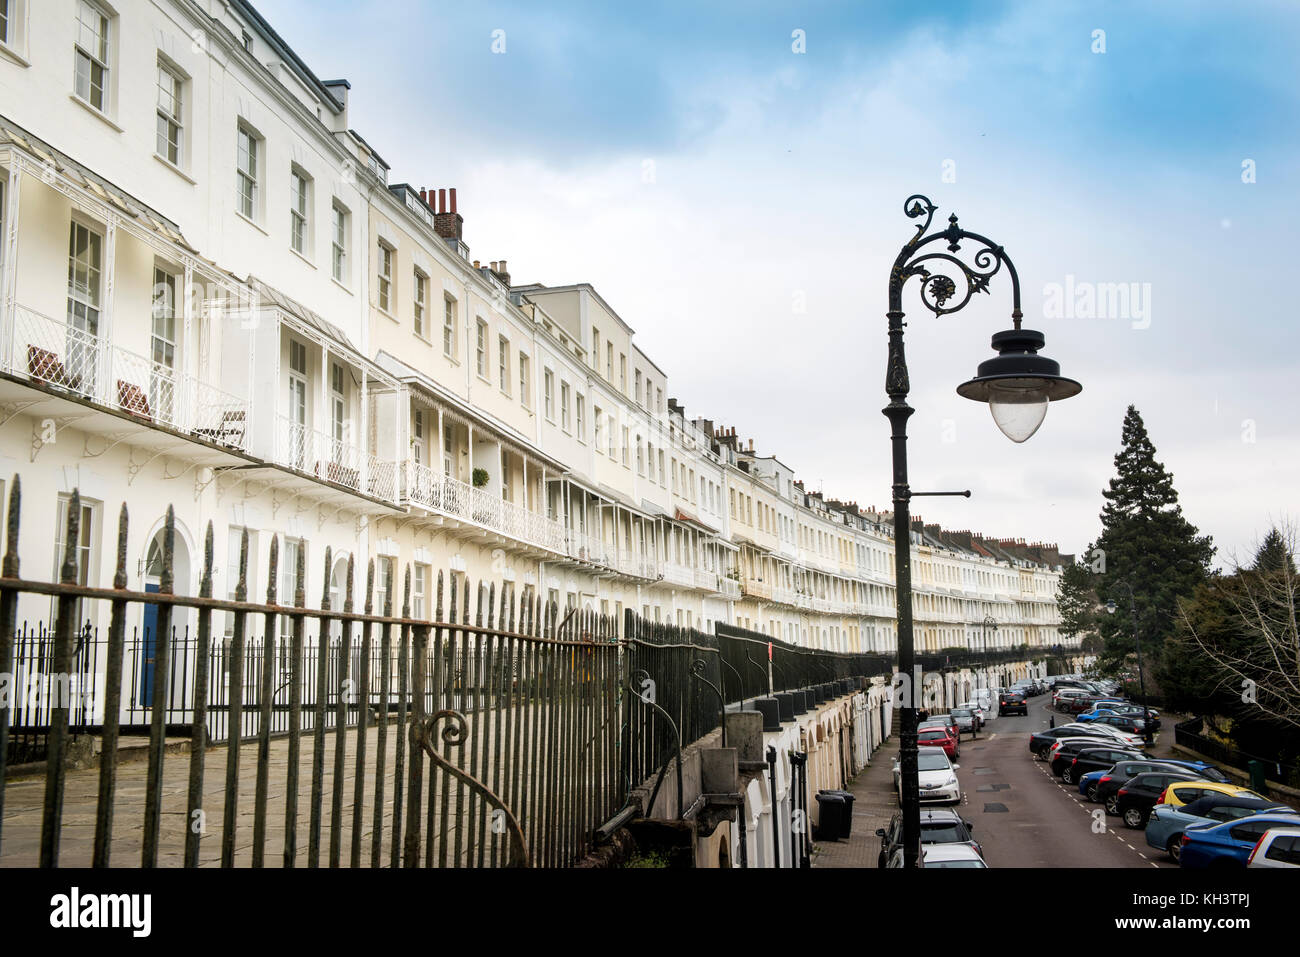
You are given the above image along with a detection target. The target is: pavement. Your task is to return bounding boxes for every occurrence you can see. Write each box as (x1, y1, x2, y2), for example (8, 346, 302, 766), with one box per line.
(810, 737, 899, 868)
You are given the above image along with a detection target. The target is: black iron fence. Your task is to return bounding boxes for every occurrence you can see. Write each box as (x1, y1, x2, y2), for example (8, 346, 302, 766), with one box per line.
(0, 478, 622, 868)
(715, 622, 892, 705)
(1174, 716, 1300, 790)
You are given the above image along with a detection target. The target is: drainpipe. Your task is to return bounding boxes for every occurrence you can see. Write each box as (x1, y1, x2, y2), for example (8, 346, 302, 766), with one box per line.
(766, 745, 781, 868)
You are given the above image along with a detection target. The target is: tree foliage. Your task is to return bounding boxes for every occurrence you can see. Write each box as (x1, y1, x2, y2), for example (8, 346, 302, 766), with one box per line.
(1088, 406, 1214, 673)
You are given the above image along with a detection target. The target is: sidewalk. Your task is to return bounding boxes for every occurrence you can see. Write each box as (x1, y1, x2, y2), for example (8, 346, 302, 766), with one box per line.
(811, 737, 899, 868)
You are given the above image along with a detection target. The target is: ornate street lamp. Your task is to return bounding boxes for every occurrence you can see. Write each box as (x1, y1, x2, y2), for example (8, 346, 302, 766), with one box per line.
(885, 195, 1081, 868)
(981, 614, 998, 689)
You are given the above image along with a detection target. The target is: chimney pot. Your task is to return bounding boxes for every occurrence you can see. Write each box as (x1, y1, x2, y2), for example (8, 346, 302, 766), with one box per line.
(438, 188, 447, 213)
(449, 188, 457, 214)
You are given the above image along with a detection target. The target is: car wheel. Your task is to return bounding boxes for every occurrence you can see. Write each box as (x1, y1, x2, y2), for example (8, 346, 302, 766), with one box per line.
(1123, 807, 1145, 829)
(1086, 784, 1100, 802)
(1105, 796, 1119, 815)
(1166, 836, 1182, 863)
(1062, 767, 1074, 784)
(1037, 745, 1051, 760)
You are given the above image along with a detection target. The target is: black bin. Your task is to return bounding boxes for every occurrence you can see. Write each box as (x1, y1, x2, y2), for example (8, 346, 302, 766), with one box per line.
(814, 790, 847, 841)
(826, 789, 856, 837)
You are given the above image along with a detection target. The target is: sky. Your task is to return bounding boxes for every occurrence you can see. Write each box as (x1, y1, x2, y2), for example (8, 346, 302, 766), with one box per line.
(256, 0, 1300, 568)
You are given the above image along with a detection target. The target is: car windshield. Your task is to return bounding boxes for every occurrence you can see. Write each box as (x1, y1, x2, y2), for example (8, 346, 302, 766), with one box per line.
(920, 823, 967, 842)
(1200, 767, 1231, 783)
(928, 860, 985, 868)
(918, 754, 951, 772)
(952, 709, 972, 716)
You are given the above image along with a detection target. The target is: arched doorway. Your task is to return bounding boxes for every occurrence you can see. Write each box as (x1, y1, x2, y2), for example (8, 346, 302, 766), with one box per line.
(139, 525, 191, 707)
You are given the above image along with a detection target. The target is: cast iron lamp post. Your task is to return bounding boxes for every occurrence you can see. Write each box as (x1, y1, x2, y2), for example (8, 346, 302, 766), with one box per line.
(886, 195, 1081, 869)
(981, 614, 998, 689)
(1105, 583, 1154, 748)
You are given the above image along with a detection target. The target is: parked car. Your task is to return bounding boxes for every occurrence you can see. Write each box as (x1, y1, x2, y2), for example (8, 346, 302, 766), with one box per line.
(923, 713, 960, 743)
(1057, 745, 1149, 785)
(999, 691, 1028, 716)
(1053, 689, 1090, 712)
(917, 726, 960, 759)
(1160, 780, 1265, 808)
(1104, 704, 1162, 729)
(1180, 814, 1300, 869)
(917, 844, 988, 868)
(1146, 795, 1298, 862)
(1115, 771, 1207, 828)
(957, 701, 988, 727)
(1247, 827, 1300, 868)
(1094, 763, 1220, 813)
(951, 707, 980, 734)
(894, 746, 962, 807)
(1028, 724, 1115, 760)
(1081, 759, 1205, 801)
(875, 807, 982, 868)
(1090, 714, 1151, 736)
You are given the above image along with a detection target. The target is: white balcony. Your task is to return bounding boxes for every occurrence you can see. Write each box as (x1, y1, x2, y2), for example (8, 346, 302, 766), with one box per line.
(277, 415, 397, 502)
(4, 305, 248, 451)
(717, 577, 741, 600)
(662, 562, 694, 588)
(405, 460, 565, 553)
(694, 568, 719, 592)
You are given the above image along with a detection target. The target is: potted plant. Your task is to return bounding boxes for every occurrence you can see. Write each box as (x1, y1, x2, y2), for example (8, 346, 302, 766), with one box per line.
(472, 467, 489, 488)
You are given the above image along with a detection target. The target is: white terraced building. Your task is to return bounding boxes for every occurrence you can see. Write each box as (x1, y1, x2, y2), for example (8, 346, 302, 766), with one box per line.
(0, 0, 1075, 694)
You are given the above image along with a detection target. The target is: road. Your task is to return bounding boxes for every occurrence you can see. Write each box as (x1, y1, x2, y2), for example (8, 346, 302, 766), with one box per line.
(949, 694, 1174, 868)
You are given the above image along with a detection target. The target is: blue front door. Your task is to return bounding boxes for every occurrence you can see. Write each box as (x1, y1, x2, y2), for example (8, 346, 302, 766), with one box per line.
(140, 582, 160, 707)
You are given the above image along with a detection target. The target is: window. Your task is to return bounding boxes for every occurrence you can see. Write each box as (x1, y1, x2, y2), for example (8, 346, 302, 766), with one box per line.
(412, 564, 429, 619)
(646, 380, 653, 410)
(241, 30, 253, 53)
(155, 61, 183, 165)
(607, 415, 615, 458)
(289, 169, 310, 254)
(413, 270, 427, 336)
(236, 126, 259, 220)
(0, 2, 10, 47)
(66, 220, 102, 394)
(658, 450, 666, 486)
(498, 336, 510, 393)
(656, 387, 662, 413)
(412, 409, 425, 464)
(74, 1, 111, 112)
(636, 437, 644, 475)
(606, 343, 613, 380)
(150, 266, 177, 420)
(560, 381, 571, 432)
(443, 296, 457, 357)
(594, 406, 603, 451)
(621, 427, 629, 466)
(576, 394, 585, 441)
(635, 369, 642, 403)
(475, 319, 488, 378)
(330, 362, 346, 444)
(377, 243, 392, 313)
(619, 354, 627, 392)
(331, 203, 348, 283)
(543, 369, 554, 420)
(287, 339, 308, 467)
(519, 353, 530, 407)
(279, 536, 305, 639)
(591, 327, 600, 368)
(54, 493, 95, 628)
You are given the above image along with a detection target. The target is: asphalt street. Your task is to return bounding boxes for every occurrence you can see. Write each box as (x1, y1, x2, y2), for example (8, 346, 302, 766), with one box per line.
(950, 695, 1176, 868)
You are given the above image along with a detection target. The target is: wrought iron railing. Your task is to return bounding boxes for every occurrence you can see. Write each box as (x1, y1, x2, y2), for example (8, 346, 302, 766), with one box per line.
(0, 477, 620, 869)
(4, 304, 249, 451)
(277, 415, 397, 502)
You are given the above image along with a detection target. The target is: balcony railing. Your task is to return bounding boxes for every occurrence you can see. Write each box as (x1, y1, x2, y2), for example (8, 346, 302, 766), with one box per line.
(717, 577, 741, 600)
(662, 563, 694, 588)
(277, 415, 397, 502)
(404, 460, 566, 553)
(741, 577, 771, 600)
(694, 568, 718, 592)
(4, 305, 249, 451)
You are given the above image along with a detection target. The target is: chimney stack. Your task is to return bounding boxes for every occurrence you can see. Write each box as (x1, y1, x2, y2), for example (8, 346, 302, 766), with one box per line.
(433, 187, 463, 241)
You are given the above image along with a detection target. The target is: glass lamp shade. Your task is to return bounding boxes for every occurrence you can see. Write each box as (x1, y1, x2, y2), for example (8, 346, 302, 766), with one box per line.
(957, 328, 1081, 442)
(986, 379, 1051, 443)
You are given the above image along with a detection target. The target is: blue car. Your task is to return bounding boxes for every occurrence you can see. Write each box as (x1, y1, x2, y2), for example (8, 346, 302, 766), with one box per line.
(1145, 795, 1298, 862)
(1077, 758, 1229, 797)
(1179, 813, 1300, 869)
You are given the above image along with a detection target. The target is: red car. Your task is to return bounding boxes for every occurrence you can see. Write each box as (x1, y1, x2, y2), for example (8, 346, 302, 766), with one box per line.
(917, 726, 960, 759)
